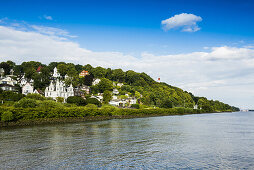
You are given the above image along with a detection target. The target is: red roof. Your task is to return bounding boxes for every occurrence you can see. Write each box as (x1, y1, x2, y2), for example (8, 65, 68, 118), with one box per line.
(36, 66, 42, 72)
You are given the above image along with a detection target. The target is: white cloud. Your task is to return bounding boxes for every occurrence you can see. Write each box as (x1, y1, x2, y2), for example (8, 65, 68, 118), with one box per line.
(30, 25, 77, 38)
(43, 15, 53, 20)
(0, 24, 253, 109)
(161, 13, 202, 32)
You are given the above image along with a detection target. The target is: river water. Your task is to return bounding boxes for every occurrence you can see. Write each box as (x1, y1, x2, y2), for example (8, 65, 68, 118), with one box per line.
(0, 112, 254, 169)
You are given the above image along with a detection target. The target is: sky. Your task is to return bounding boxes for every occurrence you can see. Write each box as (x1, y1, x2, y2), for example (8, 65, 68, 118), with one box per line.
(0, 0, 254, 109)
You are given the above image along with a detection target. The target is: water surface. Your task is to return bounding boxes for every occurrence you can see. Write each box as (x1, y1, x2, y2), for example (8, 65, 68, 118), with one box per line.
(1, 112, 254, 169)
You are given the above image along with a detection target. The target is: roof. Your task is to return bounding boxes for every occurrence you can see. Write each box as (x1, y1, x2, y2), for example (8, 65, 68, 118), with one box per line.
(36, 66, 42, 72)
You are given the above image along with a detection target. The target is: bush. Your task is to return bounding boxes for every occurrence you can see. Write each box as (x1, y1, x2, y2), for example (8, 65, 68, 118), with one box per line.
(26, 93, 45, 101)
(14, 98, 38, 108)
(1, 111, 14, 122)
(67, 96, 87, 106)
(37, 100, 63, 109)
(85, 104, 98, 109)
(131, 104, 140, 109)
(86, 97, 102, 107)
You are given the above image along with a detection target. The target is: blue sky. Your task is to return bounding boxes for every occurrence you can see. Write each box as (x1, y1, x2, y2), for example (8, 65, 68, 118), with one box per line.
(1, 0, 254, 54)
(0, 0, 254, 109)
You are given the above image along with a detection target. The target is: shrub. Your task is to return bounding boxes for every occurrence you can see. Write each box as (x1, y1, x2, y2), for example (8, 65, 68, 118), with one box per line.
(1, 111, 14, 122)
(131, 104, 140, 109)
(67, 96, 87, 106)
(86, 97, 102, 107)
(14, 98, 38, 108)
(85, 104, 98, 109)
(56, 97, 64, 103)
(26, 93, 45, 101)
(37, 100, 63, 109)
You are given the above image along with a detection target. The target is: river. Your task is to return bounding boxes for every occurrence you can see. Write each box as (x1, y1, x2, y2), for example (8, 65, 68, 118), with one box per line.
(0, 111, 254, 169)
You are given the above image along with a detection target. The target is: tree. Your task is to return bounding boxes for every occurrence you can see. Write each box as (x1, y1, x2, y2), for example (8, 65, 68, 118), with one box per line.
(135, 91, 141, 99)
(0, 62, 11, 75)
(103, 90, 112, 104)
(57, 64, 68, 77)
(80, 74, 94, 86)
(125, 70, 139, 85)
(97, 78, 113, 92)
(67, 96, 87, 106)
(83, 64, 93, 72)
(160, 99, 173, 108)
(112, 69, 125, 82)
(86, 97, 102, 107)
(92, 66, 107, 78)
(26, 93, 45, 101)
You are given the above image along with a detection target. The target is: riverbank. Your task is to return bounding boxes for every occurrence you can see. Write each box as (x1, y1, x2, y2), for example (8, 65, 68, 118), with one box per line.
(0, 106, 206, 128)
(0, 112, 205, 128)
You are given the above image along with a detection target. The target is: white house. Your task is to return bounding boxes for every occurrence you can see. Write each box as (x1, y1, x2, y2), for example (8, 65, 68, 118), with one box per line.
(44, 79, 74, 101)
(113, 88, 119, 95)
(92, 78, 101, 86)
(53, 67, 61, 78)
(22, 83, 34, 95)
(0, 76, 17, 86)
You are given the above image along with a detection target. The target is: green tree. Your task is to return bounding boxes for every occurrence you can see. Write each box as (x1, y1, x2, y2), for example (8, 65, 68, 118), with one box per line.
(92, 66, 107, 78)
(57, 64, 68, 77)
(67, 96, 87, 106)
(103, 90, 112, 104)
(112, 69, 125, 82)
(97, 78, 113, 92)
(86, 97, 102, 107)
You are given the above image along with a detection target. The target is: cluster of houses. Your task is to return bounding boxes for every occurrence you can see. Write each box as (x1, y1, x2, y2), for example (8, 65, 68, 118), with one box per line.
(0, 66, 138, 107)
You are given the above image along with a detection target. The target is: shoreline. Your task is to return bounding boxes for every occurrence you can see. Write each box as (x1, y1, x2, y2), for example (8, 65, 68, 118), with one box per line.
(0, 112, 200, 128)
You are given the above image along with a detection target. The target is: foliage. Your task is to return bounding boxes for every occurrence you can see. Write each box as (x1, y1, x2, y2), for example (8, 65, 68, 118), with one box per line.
(0, 91, 24, 101)
(1, 111, 14, 122)
(96, 78, 113, 92)
(103, 90, 112, 104)
(67, 96, 87, 106)
(131, 104, 140, 109)
(14, 98, 38, 108)
(86, 97, 102, 107)
(85, 104, 98, 109)
(26, 93, 45, 101)
(56, 97, 65, 103)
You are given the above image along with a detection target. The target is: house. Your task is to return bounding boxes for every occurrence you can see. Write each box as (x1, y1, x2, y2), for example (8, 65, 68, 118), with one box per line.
(0, 76, 17, 86)
(113, 88, 119, 95)
(18, 75, 34, 87)
(92, 78, 101, 86)
(0, 84, 17, 92)
(79, 70, 89, 77)
(52, 67, 61, 78)
(44, 79, 74, 101)
(22, 82, 34, 95)
(113, 82, 124, 87)
(109, 99, 127, 107)
(81, 85, 91, 94)
(90, 95, 103, 102)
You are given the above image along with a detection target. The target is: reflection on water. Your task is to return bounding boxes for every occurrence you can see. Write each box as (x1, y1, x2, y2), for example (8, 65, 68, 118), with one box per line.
(1, 112, 254, 169)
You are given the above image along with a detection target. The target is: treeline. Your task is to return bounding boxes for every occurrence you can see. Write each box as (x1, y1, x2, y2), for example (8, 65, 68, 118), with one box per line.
(0, 60, 240, 113)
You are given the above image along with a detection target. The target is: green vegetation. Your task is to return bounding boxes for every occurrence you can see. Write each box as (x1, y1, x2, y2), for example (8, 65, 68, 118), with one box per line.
(0, 60, 240, 124)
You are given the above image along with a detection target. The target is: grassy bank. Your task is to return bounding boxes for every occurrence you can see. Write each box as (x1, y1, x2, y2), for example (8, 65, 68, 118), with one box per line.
(0, 106, 204, 128)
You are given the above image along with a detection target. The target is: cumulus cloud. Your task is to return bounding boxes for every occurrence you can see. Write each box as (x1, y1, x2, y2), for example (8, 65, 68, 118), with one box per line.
(0, 24, 253, 108)
(161, 13, 202, 32)
(43, 15, 53, 20)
